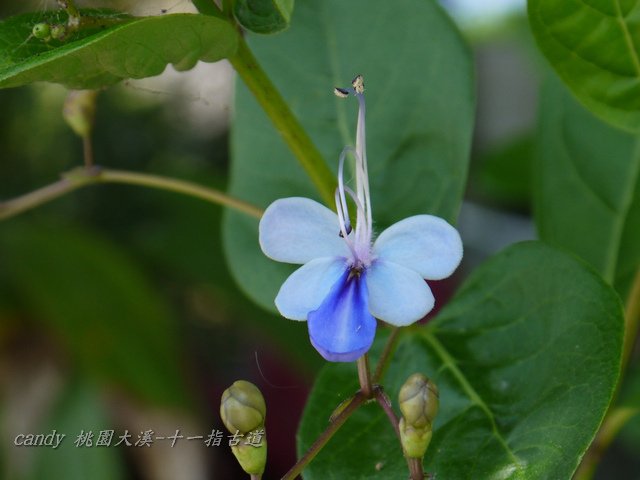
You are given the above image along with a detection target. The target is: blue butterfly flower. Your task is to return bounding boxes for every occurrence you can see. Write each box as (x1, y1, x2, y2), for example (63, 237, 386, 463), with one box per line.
(259, 76, 462, 362)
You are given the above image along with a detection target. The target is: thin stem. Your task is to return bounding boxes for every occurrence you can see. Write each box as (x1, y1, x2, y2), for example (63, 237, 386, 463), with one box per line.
(373, 328, 401, 384)
(0, 166, 263, 221)
(573, 407, 639, 480)
(250, 474, 261, 480)
(357, 355, 373, 398)
(374, 386, 400, 440)
(282, 392, 367, 480)
(230, 36, 336, 207)
(374, 386, 424, 480)
(82, 136, 94, 168)
(222, 0, 234, 17)
(408, 458, 425, 480)
(191, 0, 222, 16)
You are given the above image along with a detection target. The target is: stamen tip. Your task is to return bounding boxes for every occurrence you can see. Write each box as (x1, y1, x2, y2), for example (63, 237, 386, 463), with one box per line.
(334, 87, 350, 98)
(352, 75, 364, 94)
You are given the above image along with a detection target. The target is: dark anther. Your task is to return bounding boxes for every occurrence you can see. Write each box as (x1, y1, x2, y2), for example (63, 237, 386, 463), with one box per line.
(334, 87, 349, 98)
(338, 224, 352, 237)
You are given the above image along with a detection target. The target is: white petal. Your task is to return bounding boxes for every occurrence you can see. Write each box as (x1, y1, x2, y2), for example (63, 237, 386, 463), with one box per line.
(259, 197, 351, 264)
(275, 257, 348, 320)
(373, 215, 463, 280)
(366, 260, 435, 326)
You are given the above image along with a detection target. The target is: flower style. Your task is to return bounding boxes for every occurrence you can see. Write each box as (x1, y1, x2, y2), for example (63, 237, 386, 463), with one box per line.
(259, 75, 463, 362)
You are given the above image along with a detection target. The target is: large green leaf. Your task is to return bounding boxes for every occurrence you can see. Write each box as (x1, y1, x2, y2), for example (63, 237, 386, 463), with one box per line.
(224, 0, 474, 311)
(533, 76, 640, 300)
(528, 0, 640, 131)
(0, 10, 238, 89)
(298, 242, 624, 479)
(1, 222, 189, 408)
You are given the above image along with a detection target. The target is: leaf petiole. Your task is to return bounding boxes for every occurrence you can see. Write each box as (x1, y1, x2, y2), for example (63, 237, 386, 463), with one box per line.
(0, 166, 263, 221)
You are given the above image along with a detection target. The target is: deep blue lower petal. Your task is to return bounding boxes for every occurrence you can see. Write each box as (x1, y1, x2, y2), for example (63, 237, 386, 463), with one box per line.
(308, 269, 377, 362)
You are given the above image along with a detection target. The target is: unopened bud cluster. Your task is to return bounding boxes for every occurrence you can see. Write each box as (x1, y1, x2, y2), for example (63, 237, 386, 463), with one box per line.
(220, 380, 267, 476)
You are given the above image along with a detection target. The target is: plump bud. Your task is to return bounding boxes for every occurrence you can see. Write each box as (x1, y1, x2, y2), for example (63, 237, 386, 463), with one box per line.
(398, 373, 439, 459)
(63, 90, 98, 139)
(220, 380, 267, 476)
(220, 380, 266, 433)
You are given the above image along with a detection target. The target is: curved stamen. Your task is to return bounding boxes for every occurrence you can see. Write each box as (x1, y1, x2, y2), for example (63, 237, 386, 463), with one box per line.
(354, 92, 372, 245)
(337, 146, 355, 234)
(342, 185, 365, 218)
(334, 75, 374, 262)
(334, 188, 358, 261)
(342, 184, 369, 265)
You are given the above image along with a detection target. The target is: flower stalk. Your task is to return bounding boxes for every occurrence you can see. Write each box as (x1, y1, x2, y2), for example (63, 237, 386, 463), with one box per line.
(357, 354, 373, 397)
(281, 392, 367, 480)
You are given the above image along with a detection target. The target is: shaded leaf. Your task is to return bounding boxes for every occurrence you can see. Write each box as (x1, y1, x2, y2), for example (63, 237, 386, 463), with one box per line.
(299, 242, 624, 479)
(0, 10, 238, 89)
(533, 76, 640, 300)
(224, 0, 474, 311)
(234, 0, 294, 34)
(528, 0, 640, 131)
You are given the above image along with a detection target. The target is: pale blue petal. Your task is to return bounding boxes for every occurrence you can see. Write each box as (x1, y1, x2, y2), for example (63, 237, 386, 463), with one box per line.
(373, 215, 463, 280)
(259, 197, 351, 264)
(308, 270, 376, 362)
(366, 260, 435, 326)
(275, 257, 348, 321)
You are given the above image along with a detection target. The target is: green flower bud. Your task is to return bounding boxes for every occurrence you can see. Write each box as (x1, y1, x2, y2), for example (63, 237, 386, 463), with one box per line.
(220, 380, 266, 434)
(231, 440, 267, 476)
(399, 373, 438, 429)
(398, 373, 439, 459)
(32, 23, 51, 40)
(63, 90, 98, 139)
(220, 381, 267, 476)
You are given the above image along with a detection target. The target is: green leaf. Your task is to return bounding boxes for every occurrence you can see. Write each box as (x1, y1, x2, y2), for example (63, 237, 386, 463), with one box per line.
(0, 10, 238, 89)
(1, 222, 189, 408)
(224, 0, 474, 311)
(533, 76, 640, 299)
(233, 0, 294, 34)
(527, 0, 640, 131)
(31, 381, 125, 480)
(299, 242, 624, 479)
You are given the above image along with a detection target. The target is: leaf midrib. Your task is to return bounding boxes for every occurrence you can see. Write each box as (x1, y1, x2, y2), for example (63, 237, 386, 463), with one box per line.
(419, 329, 522, 466)
(613, 0, 640, 79)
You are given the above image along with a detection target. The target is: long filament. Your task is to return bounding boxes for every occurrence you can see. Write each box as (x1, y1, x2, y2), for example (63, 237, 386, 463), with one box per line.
(355, 93, 372, 244)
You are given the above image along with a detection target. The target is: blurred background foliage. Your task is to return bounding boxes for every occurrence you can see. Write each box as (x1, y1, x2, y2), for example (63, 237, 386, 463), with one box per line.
(0, 0, 638, 479)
